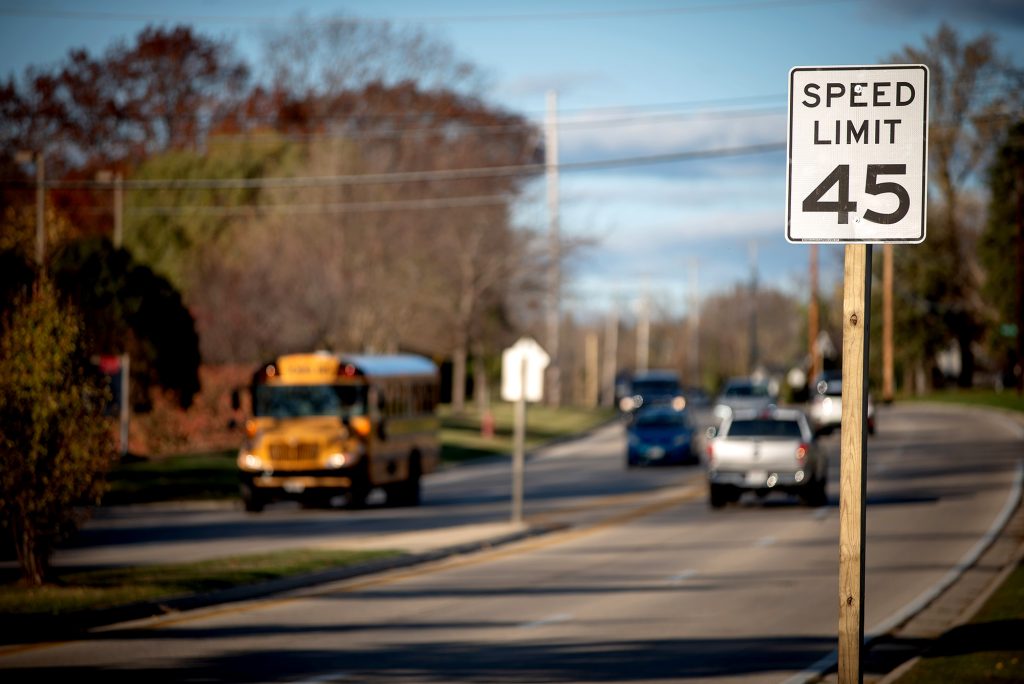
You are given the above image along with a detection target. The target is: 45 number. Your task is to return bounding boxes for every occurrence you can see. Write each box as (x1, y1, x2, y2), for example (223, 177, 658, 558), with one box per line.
(802, 164, 910, 225)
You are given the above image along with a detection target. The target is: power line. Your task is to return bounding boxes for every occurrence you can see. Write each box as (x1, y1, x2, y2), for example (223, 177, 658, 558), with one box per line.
(0, 0, 852, 25)
(31, 141, 786, 191)
(126, 192, 522, 217)
(205, 105, 788, 142)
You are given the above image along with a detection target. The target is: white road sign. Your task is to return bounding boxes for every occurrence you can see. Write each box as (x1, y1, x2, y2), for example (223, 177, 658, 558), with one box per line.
(501, 337, 550, 403)
(786, 65, 929, 244)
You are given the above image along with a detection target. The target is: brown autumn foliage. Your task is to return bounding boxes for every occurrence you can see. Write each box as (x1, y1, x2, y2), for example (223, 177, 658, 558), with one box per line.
(129, 365, 253, 457)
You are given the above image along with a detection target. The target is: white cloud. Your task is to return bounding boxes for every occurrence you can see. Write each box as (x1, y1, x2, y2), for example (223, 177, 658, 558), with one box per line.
(499, 71, 610, 99)
(558, 108, 787, 159)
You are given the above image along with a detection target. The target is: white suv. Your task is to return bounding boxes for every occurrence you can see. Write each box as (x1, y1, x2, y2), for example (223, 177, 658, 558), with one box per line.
(807, 371, 876, 436)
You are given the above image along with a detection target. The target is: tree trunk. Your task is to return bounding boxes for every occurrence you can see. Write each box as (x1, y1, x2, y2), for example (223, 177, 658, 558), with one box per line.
(957, 330, 975, 388)
(914, 361, 928, 396)
(13, 520, 47, 587)
(451, 344, 467, 413)
(473, 348, 489, 415)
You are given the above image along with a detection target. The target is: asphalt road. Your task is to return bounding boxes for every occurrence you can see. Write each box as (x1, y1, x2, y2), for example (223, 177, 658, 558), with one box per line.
(3, 403, 1021, 683)
(51, 410, 715, 569)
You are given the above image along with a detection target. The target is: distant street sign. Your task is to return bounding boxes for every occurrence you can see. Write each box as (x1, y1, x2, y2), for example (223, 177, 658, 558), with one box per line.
(501, 337, 550, 403)
(786, 65, 929, 244)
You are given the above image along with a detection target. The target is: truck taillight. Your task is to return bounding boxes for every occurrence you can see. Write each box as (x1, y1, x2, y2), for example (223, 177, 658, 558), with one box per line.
(705, 443, 715, 466)
(796, 443, 809, 464)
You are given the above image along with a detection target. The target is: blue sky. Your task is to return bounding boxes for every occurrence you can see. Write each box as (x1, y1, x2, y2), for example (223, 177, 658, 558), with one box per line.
(3, 0, 1024, 319)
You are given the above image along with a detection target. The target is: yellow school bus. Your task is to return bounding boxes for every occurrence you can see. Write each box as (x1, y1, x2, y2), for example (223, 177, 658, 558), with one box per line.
(236, 352, 440, 512)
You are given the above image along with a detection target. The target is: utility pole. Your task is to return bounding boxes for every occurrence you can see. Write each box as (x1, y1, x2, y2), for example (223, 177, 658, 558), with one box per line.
(98, 169, 131, 458)
(113, 172, 123, 248)
(16, 150, 45, 265)
(34, 152, 45, 265)
(749, 241, 759, 375)
(602, 305, 619, 408)
(1017, 168, 1023, 397)
(690, 258, 700, 386)
(545, 89, 562, 406)
(637, 288, 650, 373)
(97, 170, 124, 248)
(809, 245, 820, 383)
(585, 331, 599, 408)
(883, 244, 895, 402)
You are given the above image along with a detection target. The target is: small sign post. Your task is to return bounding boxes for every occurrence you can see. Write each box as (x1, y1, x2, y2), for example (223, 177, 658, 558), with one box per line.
(501, 338, 550, 524)
(787, 64, 928, 683)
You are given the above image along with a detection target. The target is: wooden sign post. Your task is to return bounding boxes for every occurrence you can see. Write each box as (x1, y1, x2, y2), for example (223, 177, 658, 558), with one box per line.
(839, 244, 872, 682)
(786, 65, 928, 683)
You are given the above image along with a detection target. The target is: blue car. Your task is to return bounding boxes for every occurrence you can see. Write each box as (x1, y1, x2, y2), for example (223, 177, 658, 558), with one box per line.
(626, 406, 698, 467)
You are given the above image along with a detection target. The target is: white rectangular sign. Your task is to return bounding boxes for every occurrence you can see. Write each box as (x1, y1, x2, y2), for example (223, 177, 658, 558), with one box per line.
(501, 337, 550, 403)
(786, 65, 928, 243)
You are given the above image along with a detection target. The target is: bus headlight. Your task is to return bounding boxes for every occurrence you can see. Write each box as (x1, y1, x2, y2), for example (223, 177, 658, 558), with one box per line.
(240, 453, 263, 471)
(326, 452, 349, 469)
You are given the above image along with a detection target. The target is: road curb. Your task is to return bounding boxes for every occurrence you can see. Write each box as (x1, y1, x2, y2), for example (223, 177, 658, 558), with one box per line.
(792, 402, 1024, 684)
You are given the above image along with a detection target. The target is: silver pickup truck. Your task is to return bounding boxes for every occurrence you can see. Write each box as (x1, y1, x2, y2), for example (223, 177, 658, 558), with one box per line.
(705, 407, 828, 509)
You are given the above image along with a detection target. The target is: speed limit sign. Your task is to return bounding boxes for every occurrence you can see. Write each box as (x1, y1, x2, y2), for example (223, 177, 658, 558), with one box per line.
(786, 65, 928, 243)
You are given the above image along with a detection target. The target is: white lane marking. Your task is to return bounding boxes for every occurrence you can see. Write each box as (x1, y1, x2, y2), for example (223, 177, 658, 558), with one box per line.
(520, 613, 572, 630)
(669, 569, 698, 584)
(755, 536, 776, 547)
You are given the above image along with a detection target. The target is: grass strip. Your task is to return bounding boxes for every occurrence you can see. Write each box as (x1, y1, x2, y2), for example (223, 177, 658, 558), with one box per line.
(908, 388, 1024, 414)
(0, 548, 400, 617)
(440, 403, 616, 464)
(102, 448, 239, 505)
(894, 558, 1024, 682)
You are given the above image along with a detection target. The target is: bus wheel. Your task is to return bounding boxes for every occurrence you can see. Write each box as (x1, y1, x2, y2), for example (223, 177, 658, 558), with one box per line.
(241, 485, 265, 513)
(386, 455, 422, 507)
(346, 464, 372, 509)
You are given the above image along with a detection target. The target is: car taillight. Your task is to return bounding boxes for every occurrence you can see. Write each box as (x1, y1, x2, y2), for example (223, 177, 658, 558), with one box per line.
(796, 443, 809, 464)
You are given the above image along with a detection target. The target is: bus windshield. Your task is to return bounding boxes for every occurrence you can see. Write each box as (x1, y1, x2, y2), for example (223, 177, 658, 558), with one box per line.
(254, 384, 367, 419)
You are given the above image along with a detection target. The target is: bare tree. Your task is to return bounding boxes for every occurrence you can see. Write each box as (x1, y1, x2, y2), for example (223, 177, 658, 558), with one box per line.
(891, 24, 1024, 387)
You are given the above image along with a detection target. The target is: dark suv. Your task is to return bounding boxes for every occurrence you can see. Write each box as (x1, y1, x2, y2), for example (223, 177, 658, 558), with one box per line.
(620, 370, 683, 412)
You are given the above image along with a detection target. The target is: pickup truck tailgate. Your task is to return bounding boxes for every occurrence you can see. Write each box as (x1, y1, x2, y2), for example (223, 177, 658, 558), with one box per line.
(712, 438, 800, 471)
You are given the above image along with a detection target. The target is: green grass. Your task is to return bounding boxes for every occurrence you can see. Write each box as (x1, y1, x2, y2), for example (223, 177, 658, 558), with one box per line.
(894, 558, 1024, 683)
(439, 403, 616, 464)
(102, 448, 240, 505)
(0, 548, 399, 618)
